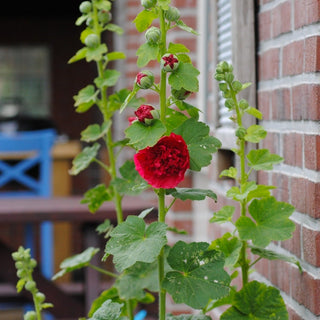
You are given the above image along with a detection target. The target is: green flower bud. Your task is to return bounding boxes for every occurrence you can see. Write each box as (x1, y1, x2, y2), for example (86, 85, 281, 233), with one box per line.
(79, 1, 92, 14)
(24, 311, 37, 320)
(225, 72, 234, 83)
(84, 34, 100, 48)
(98, 10, 112, 24)
(145, 26, 161, 44)
(239, 99, 249, 110)
(171, 87, 192, 100)
(141, 0, 157, 9)
(214, 73, 225, 81)
(236, 127, 246, 139)
(36, 292, 46, 303)
(232, 80, 242, 92)
(86, 17, 94, 27)
(25, 280, 36, 292)
(135, 71, 154, 89)
(160, 53, 179, 72)
(164, 6, 180, 21)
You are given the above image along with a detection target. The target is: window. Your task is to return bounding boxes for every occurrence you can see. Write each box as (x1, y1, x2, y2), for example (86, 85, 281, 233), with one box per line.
(0, 46, 50, 117)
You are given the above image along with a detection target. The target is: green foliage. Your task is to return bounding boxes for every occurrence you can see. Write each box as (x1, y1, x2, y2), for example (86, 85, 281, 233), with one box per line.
(236, 197, 295, 247)
(166, 188, 217, 201)
(220, 281, 288, 320)
(105, 216, 167, 272)
(163, 241, 230, 309)
(81, 184, 112, 213)
(174, 118, 221, 171)
(125, 119, 167, 149)
(88, 299, 124, 320)
(53, 247, 100, 280)
(112, 160, 149, 195)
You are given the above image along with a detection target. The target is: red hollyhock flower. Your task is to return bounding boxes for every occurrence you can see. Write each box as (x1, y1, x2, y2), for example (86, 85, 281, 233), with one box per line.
(135, 105, 155, 123)
(134, 133, 190, 189)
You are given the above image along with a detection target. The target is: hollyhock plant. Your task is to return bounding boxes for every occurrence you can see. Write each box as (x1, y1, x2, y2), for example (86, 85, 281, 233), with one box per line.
(134, 133, 189, 189)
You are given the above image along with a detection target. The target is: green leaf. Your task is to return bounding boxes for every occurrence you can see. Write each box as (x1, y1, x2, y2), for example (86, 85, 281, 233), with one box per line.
(106, 51, 126, 61)
(226, 181, 257, 201)
(244, 125, 267, 143)
(81, 184, 112, 213)
(250, 246, 302, 272)
(209, 233, 242, 268)
(53, 247, 100, 280)
(111, 160, 149, 195)
(247, 149, 283, 171)
(88, 299, 124, 320)
(165, 108, 188, 132)
(169, 62, 200, 92)
(94, 69, 121, 88)
(105, 23, 123, 35)
(174, 118, 221, 171)
(81, 121, 111, 142)
(210, 206, 235, 224)
(69, 143, 100, 175)
(236, 196, 295, 247)
(86, 44, 108, 62)
(247, 184, 276, 202)
(133, 10, 158, 32)
(105, 216, 167, 272)
(175, 20, 199, 35)
(166, 188, 217, 201)
(95, 1, 112, 11)
(136, 42, 159, 67)
(245, 106, 263, 120)
(167, 315, 212, 320)
(73, 85, 99, 113)
(125, 119, 166, 150)
(118, 87, 143, 113)
(175, 100, 200, 119)
(115, 247, 171, 300)
(163, 241, 230, 309)
(68, 47, 87, 63)
(168, 42, 190, 54)
(88, 287, 120, 317)
(220, 281, 288, 320)
(219, 167, 237, 179)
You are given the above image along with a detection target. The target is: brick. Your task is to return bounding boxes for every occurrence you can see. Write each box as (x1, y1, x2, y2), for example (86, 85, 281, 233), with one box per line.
(304, 36, 320, 72)
(290, 177, 306, 213)
(294, 0, 320, 29)
(302, 226, 320, 267)
(304, 135, 320, 171)
(292, 84, 320, 120)
(258, 48, 280, 80)
(282, 40, 304, 76)
(258, 90, 271, 120)
(287, 306, 303, 320)
(269, 260, 291, 295)
(281, 221, 301, 258)
(305, 181, 320, 219)
(271, 88, 291, 120)
(258, 10, 272, 41)
(172, 0, 197, 7)
(272, 1, 292, 37)
(283, 133, 303, 168)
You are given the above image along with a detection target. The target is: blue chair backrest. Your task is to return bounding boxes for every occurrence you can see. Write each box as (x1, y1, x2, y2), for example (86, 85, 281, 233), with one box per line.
(0, 129, 56, 198)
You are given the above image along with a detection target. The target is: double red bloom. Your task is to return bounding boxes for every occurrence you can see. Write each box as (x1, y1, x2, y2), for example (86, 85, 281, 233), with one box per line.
(134, 133, 190, 189)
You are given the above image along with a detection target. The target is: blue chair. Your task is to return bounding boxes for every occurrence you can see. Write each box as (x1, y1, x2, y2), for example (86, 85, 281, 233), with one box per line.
(0, 129, 56, 279)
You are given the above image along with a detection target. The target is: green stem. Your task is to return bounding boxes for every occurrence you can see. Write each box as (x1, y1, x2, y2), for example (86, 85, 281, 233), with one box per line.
(230, 84, 249, 286)
(88, 263, 118, 278)
(158, 9, 168, 320)
(126, 300, 134, 320)
(158, 188, 166, 320)
(33, 292, 42, 320)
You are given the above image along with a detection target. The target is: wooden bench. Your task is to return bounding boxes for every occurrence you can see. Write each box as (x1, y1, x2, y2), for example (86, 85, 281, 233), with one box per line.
(0, 195, 157, 319)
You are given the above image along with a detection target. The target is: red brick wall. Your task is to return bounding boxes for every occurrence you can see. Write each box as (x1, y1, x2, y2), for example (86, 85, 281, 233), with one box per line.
(257, 0, 320, 319)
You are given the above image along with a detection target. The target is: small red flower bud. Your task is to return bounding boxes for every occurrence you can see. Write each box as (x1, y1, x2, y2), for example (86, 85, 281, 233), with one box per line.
(160, 53, 179, 72)
(135, 71, 154, 89)
(134, 105, 155, 123)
